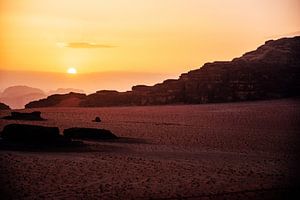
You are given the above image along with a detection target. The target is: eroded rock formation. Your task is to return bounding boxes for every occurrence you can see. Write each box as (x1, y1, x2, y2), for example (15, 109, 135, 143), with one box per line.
(25, 36, 300, 108)
(2, 111, 45, 121)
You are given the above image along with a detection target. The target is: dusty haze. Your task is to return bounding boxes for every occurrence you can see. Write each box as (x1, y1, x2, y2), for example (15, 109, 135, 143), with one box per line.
(0, 70, 177, 93)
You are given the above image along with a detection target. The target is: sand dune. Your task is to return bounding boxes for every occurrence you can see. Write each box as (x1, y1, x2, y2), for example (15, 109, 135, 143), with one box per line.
(0, 98, 299, 199)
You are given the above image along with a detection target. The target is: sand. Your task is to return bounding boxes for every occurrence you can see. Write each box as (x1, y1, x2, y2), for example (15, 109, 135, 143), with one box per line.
(0, 98, 299, 199)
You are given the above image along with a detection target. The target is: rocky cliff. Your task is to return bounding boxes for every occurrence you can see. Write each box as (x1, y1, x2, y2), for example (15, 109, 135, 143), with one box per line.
(26, 36, 300, 108)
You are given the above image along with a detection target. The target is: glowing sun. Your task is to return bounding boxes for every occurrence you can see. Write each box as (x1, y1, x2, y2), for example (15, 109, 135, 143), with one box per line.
(67, 67, 77, 74)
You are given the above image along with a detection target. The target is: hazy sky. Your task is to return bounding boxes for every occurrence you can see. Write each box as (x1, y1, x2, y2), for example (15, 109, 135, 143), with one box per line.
(0, 0, 299, 91)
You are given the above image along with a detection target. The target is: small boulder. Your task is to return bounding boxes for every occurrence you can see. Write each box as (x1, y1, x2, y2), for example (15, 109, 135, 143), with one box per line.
(92, 117, 101, 122)
(2, 111, 45, 121)
(63, 127, 117, 140)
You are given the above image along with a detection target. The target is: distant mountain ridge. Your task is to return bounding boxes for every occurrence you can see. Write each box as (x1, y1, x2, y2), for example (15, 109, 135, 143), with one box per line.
(0, 86, 46, 109)
(26, 36, 300, 108)
(1, 85, 45, 98)
(0, 86, 85, 109)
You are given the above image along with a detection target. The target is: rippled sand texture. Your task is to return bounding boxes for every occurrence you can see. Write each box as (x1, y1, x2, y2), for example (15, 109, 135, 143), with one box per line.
(0, 99, 299, 199)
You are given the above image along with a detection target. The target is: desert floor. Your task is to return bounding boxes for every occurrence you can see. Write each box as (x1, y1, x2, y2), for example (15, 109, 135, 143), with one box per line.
(0, 99, 300, 199)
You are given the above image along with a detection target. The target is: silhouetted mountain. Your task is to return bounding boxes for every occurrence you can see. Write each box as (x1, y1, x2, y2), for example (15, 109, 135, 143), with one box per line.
(25, 36, 300, 108)
(0, 102, 10, 110)
(0, 86, 46, 109)
(1, 85, 44, 98)
(0, 86, 86, 109)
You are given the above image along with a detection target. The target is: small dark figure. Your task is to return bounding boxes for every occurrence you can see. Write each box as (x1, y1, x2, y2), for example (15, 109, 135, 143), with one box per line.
(93, 117, 101, 122)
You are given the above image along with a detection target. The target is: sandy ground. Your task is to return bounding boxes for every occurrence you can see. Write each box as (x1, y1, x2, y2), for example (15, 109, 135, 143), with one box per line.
(0, 98, 300, 199)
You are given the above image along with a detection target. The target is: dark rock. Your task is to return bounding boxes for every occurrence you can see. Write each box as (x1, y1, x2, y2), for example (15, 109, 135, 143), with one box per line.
(92, 117, 101, 122)
(63, 127, 118, 140)
(0, 124, 82, 150)
(2, 111, 45, 121)
(0, 102, 10, 110)
(0, 124, 62, 143)
(25, 36, 300, 108)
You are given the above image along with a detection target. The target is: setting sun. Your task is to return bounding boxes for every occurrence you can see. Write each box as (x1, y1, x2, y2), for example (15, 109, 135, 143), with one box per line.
(67, 68, 77, 74)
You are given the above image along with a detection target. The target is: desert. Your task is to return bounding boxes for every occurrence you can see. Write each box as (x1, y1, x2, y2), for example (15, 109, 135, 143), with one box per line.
(1, 98, 299, 199)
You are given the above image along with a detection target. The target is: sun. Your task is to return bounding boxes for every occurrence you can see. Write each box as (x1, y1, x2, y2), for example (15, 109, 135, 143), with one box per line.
(67, 67, 77, 74)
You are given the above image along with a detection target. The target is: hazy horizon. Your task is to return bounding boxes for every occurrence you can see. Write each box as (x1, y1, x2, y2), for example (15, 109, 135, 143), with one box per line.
(0, 69, 178, 94)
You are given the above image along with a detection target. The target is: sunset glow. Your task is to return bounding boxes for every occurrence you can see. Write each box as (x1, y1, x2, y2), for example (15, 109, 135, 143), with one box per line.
(0, 0, 300, 92)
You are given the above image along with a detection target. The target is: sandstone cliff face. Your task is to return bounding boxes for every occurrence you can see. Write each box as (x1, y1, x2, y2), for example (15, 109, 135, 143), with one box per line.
(181, 36, 300, 103)
(25, 36, 300, 108)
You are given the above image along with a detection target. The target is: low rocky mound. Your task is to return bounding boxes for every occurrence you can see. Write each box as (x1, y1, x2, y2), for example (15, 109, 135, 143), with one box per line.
(0, 102, 10, 110)
(2, 111, 45, 121)
(1, 124, 63, 144)
(25, 36, 300, 108)
(63, 127, 118, 140)
(26, 92, 86, 108)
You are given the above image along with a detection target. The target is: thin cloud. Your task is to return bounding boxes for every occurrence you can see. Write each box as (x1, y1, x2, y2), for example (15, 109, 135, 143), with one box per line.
(56, 42, 116, 48)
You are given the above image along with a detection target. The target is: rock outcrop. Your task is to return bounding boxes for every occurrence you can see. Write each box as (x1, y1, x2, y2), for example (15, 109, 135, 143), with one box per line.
(0, 124, 61, 143)
(0, 102, 10, 110)
(25, 36, 300, 108)
(26, 92, 86, 108)
(2, 111, 45, 121)
(0, 124, 83, 149)
(63, 128, 118, 140)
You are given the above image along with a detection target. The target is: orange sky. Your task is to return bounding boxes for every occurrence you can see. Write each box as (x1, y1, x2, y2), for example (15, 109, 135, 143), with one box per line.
(0, 0, 300, 92)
